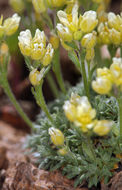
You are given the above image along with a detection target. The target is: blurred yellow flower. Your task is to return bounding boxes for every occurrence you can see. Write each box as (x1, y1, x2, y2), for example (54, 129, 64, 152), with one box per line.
(56, 23, 73, 42)
(93, 120, 113, 136)
(58, 147, 68, 156)
(110, 58, 122, 86)
(10, 0, 25, 13)
(86, 48, 95, 61)
(63, 93, 96, 132)
(47, 0, 66, 8)
(49, 127, 64, 146)
(108, 12, 122, 32)
(32, 0, 47, 13)
(49, 35, 60, 50)
(80, 11, 98, 33)
(1, 14, 21, 36)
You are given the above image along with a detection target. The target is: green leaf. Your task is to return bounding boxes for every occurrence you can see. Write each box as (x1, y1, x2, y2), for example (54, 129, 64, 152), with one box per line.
(68, 51, 81, 71)
(82, 142, 95, 161)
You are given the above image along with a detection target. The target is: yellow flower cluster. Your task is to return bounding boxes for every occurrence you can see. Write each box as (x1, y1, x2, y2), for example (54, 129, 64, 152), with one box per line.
(63, 93, 113, 135)
(0, 14, 21, 38)
(18, 29, 54, 65)
(92, 57, 122, 94)
(98, 12, 122, 45)
(57, 3, 98, 59)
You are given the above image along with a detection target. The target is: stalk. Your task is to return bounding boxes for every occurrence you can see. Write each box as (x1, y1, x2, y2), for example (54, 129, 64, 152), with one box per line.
(33, 82, 53, 122)
(53, 48, 66, 94)
(117, 97, 122, 137)
(3, 78, 34, 130)
(46, 72, 59, 98)
(79, 53, 90, 99)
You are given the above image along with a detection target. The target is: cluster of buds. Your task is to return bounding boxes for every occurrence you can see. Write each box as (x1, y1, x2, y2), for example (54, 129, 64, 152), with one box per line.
(63, 93, 113, 135)
(56, 3, 98, 59)
(92, 57, 122, 95)
(48, 127, 68, 156)
(97, 12, 122, 45)
(0, 14, 21, 38)
(18, 29, 54, 65)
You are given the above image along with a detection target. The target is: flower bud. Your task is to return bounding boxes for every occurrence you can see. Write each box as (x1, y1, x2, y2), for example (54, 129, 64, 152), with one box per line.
(86, 48, 95, 61)
(73, 30, 82, 41)
(0, 16, 4, 38)
(108, 12, 122, 32)
(92, 77, 112, 94)
(49, 127, 64, 146)
(49, 35, 60, 50)
(29, 69, 42, 86)
(80, 11, 98, 33)
(56, 24, 73, 42)
(110, 57, 122, 86)
(3, 14, 21, 36)
(93, 120, 113, 136)
(81, 31, 97, 49)
(32, 0, 47, 13)
(42, 43, 54, 66)
(18, 29, 32, 56)
(58, 147, 68, 156)
(109, 28, 121, 45)
(10, 0, 25, 13)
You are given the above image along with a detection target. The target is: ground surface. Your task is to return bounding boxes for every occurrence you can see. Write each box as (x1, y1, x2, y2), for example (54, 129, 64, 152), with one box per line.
(0, 121, 122, 190)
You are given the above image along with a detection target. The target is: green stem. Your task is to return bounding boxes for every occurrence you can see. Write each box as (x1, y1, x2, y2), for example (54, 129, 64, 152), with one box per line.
(87, 61, 91, 94)
(79, 53, 90, 99)
(34, 82, 53, 122)
(87, 136, 96, 161)
(117, 97, 122, 137)
(3, 79, 34, 130)
(120, 45, 122, 58)
(46, 72, 59, 98)
(53, 48, 66, 94)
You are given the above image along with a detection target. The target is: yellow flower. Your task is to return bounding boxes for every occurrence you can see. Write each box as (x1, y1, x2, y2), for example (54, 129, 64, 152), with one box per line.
(42, 43, 54, 66)
(58, 147, 68, 156)
(57, 3, 80, 33)
(92, 67, 113, 94)
(92, 77, 112, 94)
(10, 0, 25, 13)
(49, 127, 64, 146)
(49, 35, 60, 50)
(80, 11, 98, 33)
(47, 0, 66, 7)
(63, 93, 96, 132)
(97, 23, 110, 44)
(32, 0, 47, 13)
(93, 120, 113, 136)
(86, 48, 95, 61)
(56, 24, 73, 42)
(18, 29, 32, 56)
(3, 14, 21, 36)
(109, 28, 121, 45)
(108, 12, 122, 32)
(110, 57, 122, 86)
(81, 31, 97, 49)
(29, 69, 42, 86)
(30, 30, 46, 60)
(97, 67, 113, 81)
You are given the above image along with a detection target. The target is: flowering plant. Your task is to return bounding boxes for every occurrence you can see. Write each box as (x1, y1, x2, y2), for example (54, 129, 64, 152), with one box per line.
(0, 0, 122, 188)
